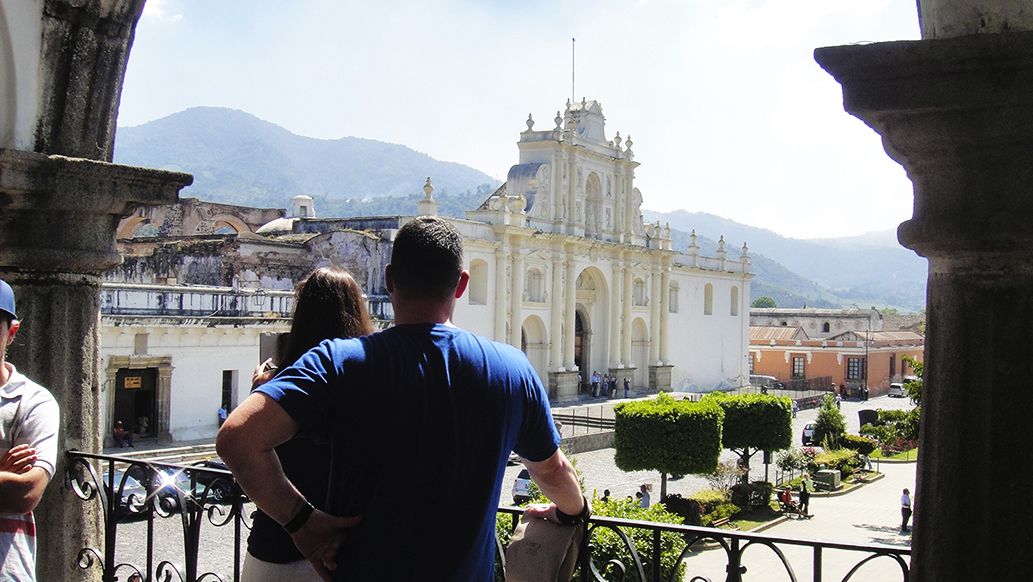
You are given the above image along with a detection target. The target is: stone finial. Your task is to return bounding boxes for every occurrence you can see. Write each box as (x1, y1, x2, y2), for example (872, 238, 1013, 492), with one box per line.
(741, 242, 750, 257)
(718, 235, 726, 252)
(526, 113, 535, 131)
(565, 98, 571, 110)
(625, 135, 633, 151)
(418, 177, 438, 216)
(554, 111, 563, 130)
(663, 222, 671, 239)
(614, 131, 622, 148)
(688, 229, 699, 253)
(581, 97, 587, 108)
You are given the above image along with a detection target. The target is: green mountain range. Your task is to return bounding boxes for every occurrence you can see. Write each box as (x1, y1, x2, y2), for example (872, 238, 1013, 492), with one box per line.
(114, 108, 926, 312)
(643, 210, 927, 312)
(113, 107, 499, 215)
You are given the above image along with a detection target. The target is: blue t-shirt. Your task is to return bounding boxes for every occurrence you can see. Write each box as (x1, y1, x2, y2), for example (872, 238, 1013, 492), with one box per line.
(257, 323, 560, 581)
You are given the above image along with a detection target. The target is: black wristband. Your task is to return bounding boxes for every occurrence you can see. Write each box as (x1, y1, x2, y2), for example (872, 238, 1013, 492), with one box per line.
(283, 500, 315, 534)
(555, 495, 591, 526)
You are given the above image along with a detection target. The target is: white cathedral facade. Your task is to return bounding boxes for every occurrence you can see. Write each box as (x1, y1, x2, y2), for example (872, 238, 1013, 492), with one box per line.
(100, 98, 752, 442)
(449, 99, 751, 397)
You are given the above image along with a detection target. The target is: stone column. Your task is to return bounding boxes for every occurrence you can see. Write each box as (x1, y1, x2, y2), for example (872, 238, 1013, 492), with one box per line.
(509, 244, 524, 348)
(494, 242, 509, 343)
(816, 29, 1033, 581)
(0, 150, 190, 581)
(549, 253, 564, 370)
(563, 256, 577, 370)
(609, 259, 622, 367)
(621, 259, 633, 366)
(648, 261, 661, 366)
(659, 259, 670, 364)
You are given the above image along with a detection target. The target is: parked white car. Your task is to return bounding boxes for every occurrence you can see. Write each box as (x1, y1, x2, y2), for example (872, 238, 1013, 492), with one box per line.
(888, 382, 906, 398)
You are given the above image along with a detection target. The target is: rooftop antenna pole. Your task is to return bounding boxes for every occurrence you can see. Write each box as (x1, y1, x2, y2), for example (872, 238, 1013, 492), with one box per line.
(571, 37, 576, 104)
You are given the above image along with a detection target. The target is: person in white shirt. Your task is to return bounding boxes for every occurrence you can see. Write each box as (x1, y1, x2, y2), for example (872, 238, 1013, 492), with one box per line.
(900, 488, 913, 533)
(639, 484, 651, 508)
(0, 279, 60, 581)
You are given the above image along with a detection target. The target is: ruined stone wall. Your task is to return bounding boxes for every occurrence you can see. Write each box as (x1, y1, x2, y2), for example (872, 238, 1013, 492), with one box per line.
(306, 230, 392, 295)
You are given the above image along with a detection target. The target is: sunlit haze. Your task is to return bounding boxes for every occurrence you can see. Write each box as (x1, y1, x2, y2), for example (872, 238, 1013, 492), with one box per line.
(118, 0, 921, 240)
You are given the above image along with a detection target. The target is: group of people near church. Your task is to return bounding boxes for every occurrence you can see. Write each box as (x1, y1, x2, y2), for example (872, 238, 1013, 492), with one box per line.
(587, 370, 631, 398)
(216, 217, 587, 581)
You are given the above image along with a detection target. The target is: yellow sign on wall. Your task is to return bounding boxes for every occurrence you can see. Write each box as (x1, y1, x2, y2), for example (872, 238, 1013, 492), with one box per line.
(124, 376, 142, 389)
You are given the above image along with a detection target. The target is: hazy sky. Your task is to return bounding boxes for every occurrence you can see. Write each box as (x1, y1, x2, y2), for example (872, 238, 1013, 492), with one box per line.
(118, 0, 921, 240)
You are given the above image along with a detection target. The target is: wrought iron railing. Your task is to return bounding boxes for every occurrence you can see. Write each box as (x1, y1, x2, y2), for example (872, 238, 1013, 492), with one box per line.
(66, 451, 909, 582)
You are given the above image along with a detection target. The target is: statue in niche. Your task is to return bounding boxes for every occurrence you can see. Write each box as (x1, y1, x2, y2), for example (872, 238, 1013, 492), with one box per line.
(605, 208, 612, 229)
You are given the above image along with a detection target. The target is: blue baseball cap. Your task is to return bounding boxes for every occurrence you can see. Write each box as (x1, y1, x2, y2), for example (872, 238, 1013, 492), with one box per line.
(0, 279, 15, 320)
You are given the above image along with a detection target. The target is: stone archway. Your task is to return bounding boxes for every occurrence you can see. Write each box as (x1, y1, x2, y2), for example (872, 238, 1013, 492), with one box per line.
(575, 266, 610, 383)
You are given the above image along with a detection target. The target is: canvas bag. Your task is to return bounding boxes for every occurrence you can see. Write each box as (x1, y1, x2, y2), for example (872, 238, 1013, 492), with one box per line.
(504, 514, 584, 582)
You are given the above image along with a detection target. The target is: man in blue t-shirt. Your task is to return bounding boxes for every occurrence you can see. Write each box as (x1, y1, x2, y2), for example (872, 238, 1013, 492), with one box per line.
(218, 217, 585, 581)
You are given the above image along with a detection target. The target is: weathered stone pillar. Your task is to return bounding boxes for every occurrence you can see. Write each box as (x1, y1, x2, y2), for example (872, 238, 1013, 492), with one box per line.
(563, 256, 577, 370)
(548, 253, 564, 371)
(621, 259, 633, 366)
(608, 259, 622, 368)
(648, 261, 661, 366)
(816, 29, 1033, 581)
(0, 150, 190, 580)
(2, 3, 193, 578)
(494, 242, 508, 342)
(509, 243, 524, 348)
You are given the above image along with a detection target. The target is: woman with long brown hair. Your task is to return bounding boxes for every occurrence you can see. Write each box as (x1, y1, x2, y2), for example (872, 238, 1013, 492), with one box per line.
(242, 267, 373, 580)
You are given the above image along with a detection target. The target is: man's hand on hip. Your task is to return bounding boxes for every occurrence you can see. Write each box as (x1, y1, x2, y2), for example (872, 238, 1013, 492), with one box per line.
(292, 509, 362, 581)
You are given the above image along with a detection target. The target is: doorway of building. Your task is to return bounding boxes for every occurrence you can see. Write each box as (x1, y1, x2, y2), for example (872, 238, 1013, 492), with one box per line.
(113, 368, 158, 438)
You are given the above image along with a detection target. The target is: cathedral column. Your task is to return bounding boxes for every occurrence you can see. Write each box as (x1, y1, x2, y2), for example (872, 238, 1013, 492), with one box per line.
(649, 260, 661, 366)
(816, 21, 1033, 581)
(659, 259, 671, 364)
(509, 242, 525, 348)
(609, 258, 622, 367)
(494, 241, 509, 343)
(621, 259, 634, 366)
(549, 253, 564, 370)
(563, 256, 577, 370)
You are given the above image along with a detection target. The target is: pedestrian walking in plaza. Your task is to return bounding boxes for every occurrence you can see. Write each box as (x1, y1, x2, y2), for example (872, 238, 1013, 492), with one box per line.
(900, 488, 912, 533)
(792, 400, 798, 418)
(639, 484, 651, 508)
(623, 377, 630, 398)
(591, 371, 600, 397)
(799, 473, 813, 516)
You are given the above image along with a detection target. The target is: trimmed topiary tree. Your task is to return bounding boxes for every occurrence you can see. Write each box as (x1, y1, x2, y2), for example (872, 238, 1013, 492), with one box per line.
(702, 393, 793, 483)
(614, 393, 724, 498)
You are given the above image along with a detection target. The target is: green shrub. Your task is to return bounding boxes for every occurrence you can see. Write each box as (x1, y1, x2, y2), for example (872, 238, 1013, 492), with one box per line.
(878, 409, 907, 423)
(841, 433, 878, 456)
(689, 489, 728, 516)
(776, 448, 806, 472)
(701, 502, 741, 526)
(661, 493, 702, 526)
(729, 481, 773, 510)
(588, 498, 688, 582)
(809, 448, 861, 478)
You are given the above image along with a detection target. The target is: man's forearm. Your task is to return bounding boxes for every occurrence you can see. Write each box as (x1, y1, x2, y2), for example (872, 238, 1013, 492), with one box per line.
(525, 450, 583, 515)
(0, 469, 49, 514)
(215, 393, 307, 525)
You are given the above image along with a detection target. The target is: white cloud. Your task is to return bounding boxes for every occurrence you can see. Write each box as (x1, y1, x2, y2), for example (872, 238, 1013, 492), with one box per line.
(142, 0, 183, 23)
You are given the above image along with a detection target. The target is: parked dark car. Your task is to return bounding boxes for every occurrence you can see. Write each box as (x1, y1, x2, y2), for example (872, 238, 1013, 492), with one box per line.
(802, 423, 816, 446)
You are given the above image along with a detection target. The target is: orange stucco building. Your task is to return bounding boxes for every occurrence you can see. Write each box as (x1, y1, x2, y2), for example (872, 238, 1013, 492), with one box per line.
(749, 326, 923, 397)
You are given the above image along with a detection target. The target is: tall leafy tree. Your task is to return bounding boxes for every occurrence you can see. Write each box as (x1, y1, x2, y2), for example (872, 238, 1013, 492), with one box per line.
(751, 296, 777, 308)
(614, 393, 724, 499)
(813, 394, 847, 448)
(703, 393, 793, 483)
